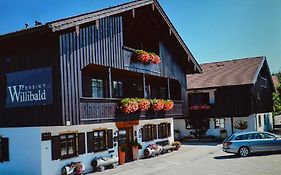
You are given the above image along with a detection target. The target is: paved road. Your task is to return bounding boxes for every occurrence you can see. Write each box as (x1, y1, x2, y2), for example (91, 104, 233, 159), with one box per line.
(90, 142, 281, 175)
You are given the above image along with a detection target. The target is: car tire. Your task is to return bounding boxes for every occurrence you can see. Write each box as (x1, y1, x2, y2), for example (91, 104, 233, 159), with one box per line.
(238, 146, 250, 157)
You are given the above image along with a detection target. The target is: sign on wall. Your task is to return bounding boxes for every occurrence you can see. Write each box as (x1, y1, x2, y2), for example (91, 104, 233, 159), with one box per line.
(6, 67, 53, 108)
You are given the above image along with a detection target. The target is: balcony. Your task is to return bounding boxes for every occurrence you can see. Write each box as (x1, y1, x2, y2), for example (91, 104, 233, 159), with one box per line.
(80, 98, 184, 124)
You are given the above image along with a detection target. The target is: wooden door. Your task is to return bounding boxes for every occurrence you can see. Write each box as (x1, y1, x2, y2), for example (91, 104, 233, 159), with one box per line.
(118, 127, 133, 162)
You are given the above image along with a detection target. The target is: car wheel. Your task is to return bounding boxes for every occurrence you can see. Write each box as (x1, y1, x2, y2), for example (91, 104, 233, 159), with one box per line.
(238, 146, 250, 157)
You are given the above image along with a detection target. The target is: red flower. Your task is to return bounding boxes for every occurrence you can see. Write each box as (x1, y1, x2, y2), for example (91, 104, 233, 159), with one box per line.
(137, 98, 150, 111)
(163, 100, 174, 111)
(150, 99, 165, 111)
(135, 50, 151, 64)
(150, 53, 161, 64)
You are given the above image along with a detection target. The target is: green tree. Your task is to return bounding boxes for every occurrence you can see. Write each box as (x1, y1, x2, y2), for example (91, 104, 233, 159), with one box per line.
(273, 72, 281, 116)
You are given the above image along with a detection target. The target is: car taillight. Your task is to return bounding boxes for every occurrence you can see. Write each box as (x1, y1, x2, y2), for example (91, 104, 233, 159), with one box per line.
(225, 142, 232, 147)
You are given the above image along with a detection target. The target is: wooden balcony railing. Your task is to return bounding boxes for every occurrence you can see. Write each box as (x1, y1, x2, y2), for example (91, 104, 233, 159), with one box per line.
(80, 98, 184, 123)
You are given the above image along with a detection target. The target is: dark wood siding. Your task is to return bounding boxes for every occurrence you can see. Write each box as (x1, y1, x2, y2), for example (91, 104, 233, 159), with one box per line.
(59, 16, 123, 125)
(214, 86, 253, 117)
(0, 31, 62, 127)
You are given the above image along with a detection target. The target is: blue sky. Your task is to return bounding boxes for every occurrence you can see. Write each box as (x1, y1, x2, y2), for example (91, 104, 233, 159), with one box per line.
(1, 0, 280, 73)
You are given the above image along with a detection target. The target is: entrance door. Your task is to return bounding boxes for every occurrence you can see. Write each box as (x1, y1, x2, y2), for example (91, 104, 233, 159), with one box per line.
(118, 127, 133, 162)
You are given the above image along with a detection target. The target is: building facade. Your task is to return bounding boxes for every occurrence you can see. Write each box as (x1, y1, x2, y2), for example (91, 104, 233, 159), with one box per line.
(0, 0, 201, 174)
(175, 57, 274, 138)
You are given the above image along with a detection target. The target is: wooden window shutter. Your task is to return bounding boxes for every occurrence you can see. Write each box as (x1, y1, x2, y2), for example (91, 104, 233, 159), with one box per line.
(78, 133, 85, 155)
(87, 132, 94, 153)
(51, 136, 60, 160)
(107, 130, 113, 149)
(153, 125, 157, 139)
(2, 138, 9, 161)
(168, 123, 171, 137)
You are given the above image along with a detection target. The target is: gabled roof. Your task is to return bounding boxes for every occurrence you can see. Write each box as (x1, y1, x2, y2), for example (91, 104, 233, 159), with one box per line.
(188, 56, 271, 90)
(0, 0, 202, 73)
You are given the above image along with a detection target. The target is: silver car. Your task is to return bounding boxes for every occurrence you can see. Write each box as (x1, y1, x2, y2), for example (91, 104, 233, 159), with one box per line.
(222, 131, 281, 157)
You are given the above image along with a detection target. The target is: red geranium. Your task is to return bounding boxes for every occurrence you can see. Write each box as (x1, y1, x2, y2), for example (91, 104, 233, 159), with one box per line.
(150, 99, 165, 111)
(121, 98, 139, 114)
(150, 53, 161, 64)
(163, 100, 174, 111)
(135, 50, 151, 64)
(137, 98, 150, 111)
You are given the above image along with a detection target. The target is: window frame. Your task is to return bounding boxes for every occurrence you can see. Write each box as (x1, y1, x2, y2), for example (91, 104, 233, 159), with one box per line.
(92, 129, 113, 153)
(142, 124, 157, 142)
(214, 118, 225, 129)
(112, 80, 124, 98)
(158, 123, 171, 139)
(258, 115, 262, 127)
(91, 78, 104, 98)
(59, 132, 78, 159)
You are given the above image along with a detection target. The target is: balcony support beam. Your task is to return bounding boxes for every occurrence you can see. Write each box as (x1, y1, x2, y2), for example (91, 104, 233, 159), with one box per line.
(108, 67, 112, 98)
(167, 78, 171, 99)
(142, 74, 146, 98)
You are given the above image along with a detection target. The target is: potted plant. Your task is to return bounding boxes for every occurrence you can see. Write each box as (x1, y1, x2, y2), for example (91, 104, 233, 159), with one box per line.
(174, 129, 180, 140)
(134, 50, 151, 64)
(137, 98, 150, 112)
(132, 138, 142, 160)
(163, 100, 174, 111)
(120, 98, 139, 114)
(149, 52, 161, 64)
(219, 129, 227, 140)
(172, 141, 181, 150)
(150, 99, 164, 111)
(118, 145, 128, 165)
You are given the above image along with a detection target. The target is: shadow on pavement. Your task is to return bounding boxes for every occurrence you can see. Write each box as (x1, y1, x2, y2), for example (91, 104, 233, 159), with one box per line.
(181, 141, 221, 146)
(214, 151, 281, 160)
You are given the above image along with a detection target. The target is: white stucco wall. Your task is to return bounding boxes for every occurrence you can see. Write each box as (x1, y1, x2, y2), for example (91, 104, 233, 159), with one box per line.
(255, 112, 273, 132)
(0, 118, 174, 175)
(40, 123, 119, 175)
(173, 119, 194, 138)
(136, 118, 174, 158)
(0, 127, 42, 175)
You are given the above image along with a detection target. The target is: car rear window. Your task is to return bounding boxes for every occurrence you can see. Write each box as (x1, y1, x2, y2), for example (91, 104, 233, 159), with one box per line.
(225, 135, 234, 142)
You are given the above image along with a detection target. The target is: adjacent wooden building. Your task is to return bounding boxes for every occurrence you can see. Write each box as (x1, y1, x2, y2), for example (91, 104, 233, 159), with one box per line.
(174, 57, 274, 137)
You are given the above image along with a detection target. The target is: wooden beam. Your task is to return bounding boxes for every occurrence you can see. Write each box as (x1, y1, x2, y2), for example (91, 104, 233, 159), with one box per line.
(132, 9, 135, 18)
(108, 67, 112, 98)
(142, 74, 146, 98)
(152, 4, 155, 11)
(96, 19, 99, 30)
(167, 78, 171, 99)
(75, 25, 80, 36)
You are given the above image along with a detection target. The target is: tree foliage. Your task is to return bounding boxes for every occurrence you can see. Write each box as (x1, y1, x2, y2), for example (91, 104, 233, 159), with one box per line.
(273, 72, 281, 116)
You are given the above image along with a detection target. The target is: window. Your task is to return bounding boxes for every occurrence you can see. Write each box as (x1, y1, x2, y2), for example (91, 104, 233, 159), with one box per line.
(0, 137, 9, 162)
(214, 118, 225, 129)
(142, 125, 157, 142)
(144, 85, 151, 99)
(236, 133, 261, 140)
(264, 114, 267, 125)
(93, 130, 107, 152)
(92, 79, 103, 98)
(159, 86, 167, 99)
(60, 133, 77, 159)
(260, 133, 275, 139)
(113, 80, 123, 98)
(158, 123, 171, 139)
(87, 129, 113, 153)
(258, 115, 262, 127)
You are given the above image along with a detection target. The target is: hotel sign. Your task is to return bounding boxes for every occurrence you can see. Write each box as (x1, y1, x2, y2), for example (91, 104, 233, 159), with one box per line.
(6, 67, 53, 108)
